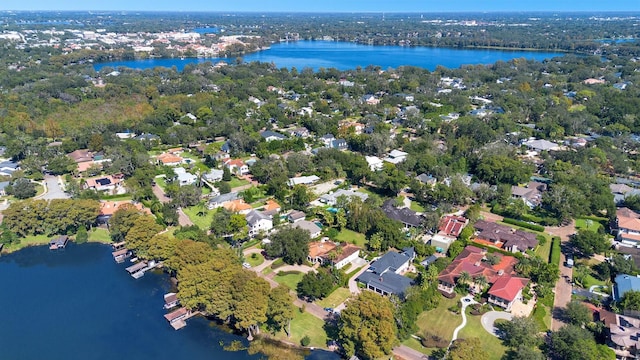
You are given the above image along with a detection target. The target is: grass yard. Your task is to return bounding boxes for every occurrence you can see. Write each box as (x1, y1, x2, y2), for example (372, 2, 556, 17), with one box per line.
(88, 228, 111, 243)
(316, 287, 352, 309)
(550, 237, 562, 266)
(100, 194, 133, 202)
(228, 177, 250, 188)
(246, 252, 265, 267)
(182, 205, 215, 230)
(334, 229, 367, 247)
(401, 337, 430, 355)
(154, 176, 167, 190)
(534, 236, 553, 261)
(274, 271, 305, 290)
(575, 217, 605, 232)
(4, 234, 51, 252)
(532, 304, 552, 331)
(459, 308, 507, 360)
(273, 311, 328, 348)
(410, 200, 425, 212)
(415, 295, 462, 342)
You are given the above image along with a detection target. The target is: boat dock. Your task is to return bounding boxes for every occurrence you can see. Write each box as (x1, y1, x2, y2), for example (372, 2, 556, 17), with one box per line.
(49, 235, 69, 250)
(112, 241, 126, 250)
(164, 293, 180, 309)
(112, 248, 132, 263)
(125, 260, 160, 279)
(163, 308, 199, 330)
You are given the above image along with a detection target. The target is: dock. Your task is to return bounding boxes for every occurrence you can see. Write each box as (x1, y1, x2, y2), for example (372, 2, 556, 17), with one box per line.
(164, 308, 199, 330)
(164, 293, 180, 309)
(125, 260, 160, 279)
(112, 241, 126, 250)
(49, 235, 69, 250)
(112, 248, 131, 263)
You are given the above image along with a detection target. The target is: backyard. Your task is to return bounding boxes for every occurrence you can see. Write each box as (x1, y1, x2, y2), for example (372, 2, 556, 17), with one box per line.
(274, 271, 305, 290)
(246, 252, 265, 267)
(182, 205, 215, 230)
(271, 311, 328, 348)
(334, 229, 367, 248)
(458, 308, 507, 360)
(405, 294, 462, 356)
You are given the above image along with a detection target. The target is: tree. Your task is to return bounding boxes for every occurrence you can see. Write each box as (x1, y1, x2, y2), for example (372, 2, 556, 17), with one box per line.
(265, 227, 310, 265)
(125, 216, 164, 257)
(620, 290, 640, 311)
(506, 345, 545, 360)
(570, 229, 609, 256)
(338, 291, 398, 359)
(289, 185, 311, 211)
(75, 225, 88, 244)
(447, 338, 489, 360)
(565, 301, 592, 326)
(296, 269, 334, 300)
(547, 324, 613, 360)
(6, 178, 37, 199)
(266, 286, 295, 336)
(232, 271, 271, 339)
(496, 316, 542, 348)
(367, 232, 383, 252)
(222, 167, 232, 181)
(109, 204, 144, 242)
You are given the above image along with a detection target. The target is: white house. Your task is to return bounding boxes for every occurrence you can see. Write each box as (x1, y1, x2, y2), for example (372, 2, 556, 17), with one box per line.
(333, 244, 361, 269)
(203, 169, 224, 183)
(246, 210, 273, 237)
(365, 156, 384, 171)
(173, 168, 197, 186)
(319, 189, 369, 206)
(384, 149, 408, 165)
(288, 175, 320, 187)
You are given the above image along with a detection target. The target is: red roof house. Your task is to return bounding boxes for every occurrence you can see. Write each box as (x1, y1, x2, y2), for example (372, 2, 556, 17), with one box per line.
(438, 215, 469, 237)
(488, 276, 529, 311)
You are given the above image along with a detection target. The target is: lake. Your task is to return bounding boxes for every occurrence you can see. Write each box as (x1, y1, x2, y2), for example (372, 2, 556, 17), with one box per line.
(94, 40, 565, 72)
(0, 243, 337, 360)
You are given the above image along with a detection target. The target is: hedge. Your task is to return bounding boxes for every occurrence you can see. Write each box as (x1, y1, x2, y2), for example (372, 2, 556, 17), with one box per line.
(550, 236, 562, 265)
(502, 218, 545, 232)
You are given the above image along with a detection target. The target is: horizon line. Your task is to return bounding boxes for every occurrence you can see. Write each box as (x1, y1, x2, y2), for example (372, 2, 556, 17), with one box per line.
(2, 10, 639, 14)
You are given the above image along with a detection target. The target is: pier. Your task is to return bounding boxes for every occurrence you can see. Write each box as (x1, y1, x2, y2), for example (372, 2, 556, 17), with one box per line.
(49, 235, 69, 250)
(164, 308, 200, 330)
(112, 248, 131, 263)
(125, 260, 161, 279)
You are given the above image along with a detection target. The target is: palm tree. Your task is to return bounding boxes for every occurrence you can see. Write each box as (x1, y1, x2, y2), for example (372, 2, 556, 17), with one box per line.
(457, 271, 471, 285)
(473, 275, 488, 292)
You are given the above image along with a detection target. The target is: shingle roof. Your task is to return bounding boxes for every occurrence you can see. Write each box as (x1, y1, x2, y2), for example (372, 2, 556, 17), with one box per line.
(357, 271, 413, 296)
(382, 200, 423, 227)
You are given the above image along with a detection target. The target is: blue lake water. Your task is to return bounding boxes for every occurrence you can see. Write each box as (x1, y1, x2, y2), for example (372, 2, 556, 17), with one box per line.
(94, 40, 565, 72)
(0, 243, 336, 360)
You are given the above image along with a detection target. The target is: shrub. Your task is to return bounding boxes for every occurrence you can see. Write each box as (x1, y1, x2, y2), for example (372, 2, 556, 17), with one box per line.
(420, 332, 449, 349)
(300, 336, 311, 346)
(76, 225, 88, 244)
(502, 218, 545, 232)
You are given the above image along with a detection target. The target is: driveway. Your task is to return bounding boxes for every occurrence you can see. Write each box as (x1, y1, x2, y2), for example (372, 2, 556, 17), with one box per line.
(481, 311, 513, 337)
(450, 295, 478, 344)
(550, 220, 576, 331)
(392, 344, 427, 360)
(37, 175, 70, 200)
(348, 263, 370, 295)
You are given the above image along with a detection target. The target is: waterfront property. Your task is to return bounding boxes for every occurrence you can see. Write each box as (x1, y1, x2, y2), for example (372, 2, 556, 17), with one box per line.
(164, 307, 192, 330)
(164, 293, 180, 310)
(49, 235, 69, 250)
(125, 260, 159, 279)
(112, 248, 132, 263)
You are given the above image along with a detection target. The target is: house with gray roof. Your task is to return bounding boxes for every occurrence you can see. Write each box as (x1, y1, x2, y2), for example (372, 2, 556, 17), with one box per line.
(382, 200, 423, 229)
(207, 192, 239, 210)
(246, 210, 273, 237)
(203, 169, 224, 183)
(291, 220, 322, 238)
(260, 130, 287, 142)
(319, 189, 369, 206)
(357, 247, 415, 297)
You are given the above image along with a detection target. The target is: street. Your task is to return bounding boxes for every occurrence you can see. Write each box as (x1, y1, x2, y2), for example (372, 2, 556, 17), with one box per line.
(36, 174, 70, 200)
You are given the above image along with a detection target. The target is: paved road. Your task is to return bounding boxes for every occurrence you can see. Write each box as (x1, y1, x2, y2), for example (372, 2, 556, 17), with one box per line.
(549, 220, 576, 331)
(37, 175, 70, 200)
(481, 311, 513, 337)
(152, 183, 193, 226)
(392, 344, 427, 360)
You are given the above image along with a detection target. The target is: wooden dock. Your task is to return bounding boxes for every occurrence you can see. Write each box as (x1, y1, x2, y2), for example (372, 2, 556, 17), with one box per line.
(125, 260, 160, 279)
(112, 248, 131, 263)
(164, 308, 200, 330)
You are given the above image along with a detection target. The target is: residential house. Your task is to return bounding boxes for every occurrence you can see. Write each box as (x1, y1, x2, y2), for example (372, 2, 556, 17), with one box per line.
(84, 174, 125, 193)
(68, 149, 107, 173)
(361, 94, 380, 105)
(611, 184, 637, 205)
(115, 130, 136, 139)
(332, 244, 361, 269)
(487, 276, 529, 311)
(330, 139, 348, 151)
(614, 274, 640, 302)
(319, 189, 369, 206)
(0, 160, 19, 177)
(320, 134, 336, 147)
(223, 159, 249, 176)
(291, 220, 322, 238)
(156, 152, 184, 167)
(430, 215, 469, 252)
(262, 199, 282, 216)
(207, 192, 240, 210)
(615, 208, 640, 246)
(382, 200, 423, 229)
(416, 173, 437, 186)
(97, 201, 152, 224)
(289, 127, 310, 138)
(246, 210, 273, 237)
(203, 169, 224, 183)
(287, 210, 306, 223)
(339, 121, 365, 135)
(135, 133, 161, 142)
(473, 220, 539, 254)
(173, 168, 197, 186)
(288, 175, 320, 187)
(365, 156, 384, 171)
(49, 235, 69, 250)
(308, 240, 338, 264)
(598, 309, 640, 359)
(438, 245, 518, 296)
(511, 181, 547, 208)
(384, 149, 408, 165)
(522, 138, 561, 152)
(260, 130, 287, 142)
(223, 199, 252, 215)
(420, 254, 439, 267)
(356, 248, 415, 297)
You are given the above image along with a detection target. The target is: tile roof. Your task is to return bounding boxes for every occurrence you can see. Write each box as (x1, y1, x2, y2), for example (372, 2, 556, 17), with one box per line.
(438, 215, 468, 237)
(438, 246, 518, 286)
(223, 199, 252, 213)
(488, 276, 529, 302)
(308, 241, 337, 259)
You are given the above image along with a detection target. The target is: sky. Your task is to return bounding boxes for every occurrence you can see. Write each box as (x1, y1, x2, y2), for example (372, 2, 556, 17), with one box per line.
(1, 0, 639, 13)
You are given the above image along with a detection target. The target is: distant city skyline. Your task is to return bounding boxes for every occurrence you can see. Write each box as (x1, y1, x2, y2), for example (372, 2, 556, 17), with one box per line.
(1, 0, 639, 12)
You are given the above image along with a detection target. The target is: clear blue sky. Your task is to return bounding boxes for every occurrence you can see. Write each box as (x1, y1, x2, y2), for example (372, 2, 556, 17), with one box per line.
(2, 0, 639, 12)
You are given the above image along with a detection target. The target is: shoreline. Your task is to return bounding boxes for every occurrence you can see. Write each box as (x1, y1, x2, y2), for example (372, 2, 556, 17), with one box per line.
(1, 230, 112, 255)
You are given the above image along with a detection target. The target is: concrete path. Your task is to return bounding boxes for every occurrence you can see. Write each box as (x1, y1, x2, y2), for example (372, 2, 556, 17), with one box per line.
(481, 311, 513, 337)
(347, 263, 370, 295)
(392, 344, 427, 360)
(177, 208, 194, 227)
(152, 184, 171, 203)
(450, 295, 477, 345)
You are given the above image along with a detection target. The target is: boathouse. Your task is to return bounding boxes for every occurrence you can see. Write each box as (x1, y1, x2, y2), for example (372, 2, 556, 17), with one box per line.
(164, 293, 180, 309)
(164, 307, 190, 330)
(112, 248, 131, 263)
(49, 235, 69, 250)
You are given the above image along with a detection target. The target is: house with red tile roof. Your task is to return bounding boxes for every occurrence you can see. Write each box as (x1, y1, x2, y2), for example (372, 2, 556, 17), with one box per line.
(223, 158, 249, 176)
(615, 208, 640, 246)
(156, 152, 184, 166)
(487, 276, 529, 311)
(437, 245, 518, 297)
(438, 215, 469, 237)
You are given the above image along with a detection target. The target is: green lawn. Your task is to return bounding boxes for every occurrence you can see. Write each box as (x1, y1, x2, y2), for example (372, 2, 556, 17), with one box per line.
(246, 252, 265, 267)
(415, 294, 462, 342)
(88, 228, 111, 243)
(182, 205, 215, 230)
(274, 271, 305, 290)
(228, 177, 250, 188)
(401, 337, 430, 355)
(532, 304, 552, 331)
(334, 229, 367, 247)
(410, 200, 425, 212)
(272, 311, 328, 348)
(459, 308, 507, 360)
(100, 194, 133, 202)
(154, 176, 167, 190)
(4, 234, 51, 252)
(316, 287, 352, 309)
(575, 218, 605, 232)
(534, 236, 552, 261)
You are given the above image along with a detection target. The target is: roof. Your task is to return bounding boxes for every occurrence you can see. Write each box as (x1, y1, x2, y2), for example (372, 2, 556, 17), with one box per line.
(357, 271, 413, 296)
(308, 241, 337, 259)
(263, 199, 281, 212)
(260, 130, 287, 139)
(85, 175, 122, 189)
(611, 183, 634, 195)
(488, 276, 529, 302)
(99, 201, 152, 216)
(245, 210, 271, 226)
(68, 149, 93, 163)
(473, 220, 538, 250)
(388, 149, 408, 158)
(615, 274, 640, 301)
(288, 175, 320, 186)
(320, 189, 369, 204)
(438, 246, 518, 286)
(420, 255, 439, 267)
(416, 173, 436, 184)
(164, 307, 188, 322)
(0, 181, 10, 191)
(209, 192, 239, 205)
(50, 235, 68, 246)
(223, 199, 252, 213)
(288, 210, 306, 220)
(523, 139, 560, 151)
(156, 152, 183, 164)
(291, 220, 322, 236)
(618, 208, 640, 232)
(438, 215, 468, 237)
(382, 200, 423, 227)
(369, 249, 413, 275)
(334, 244, 361, 263)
